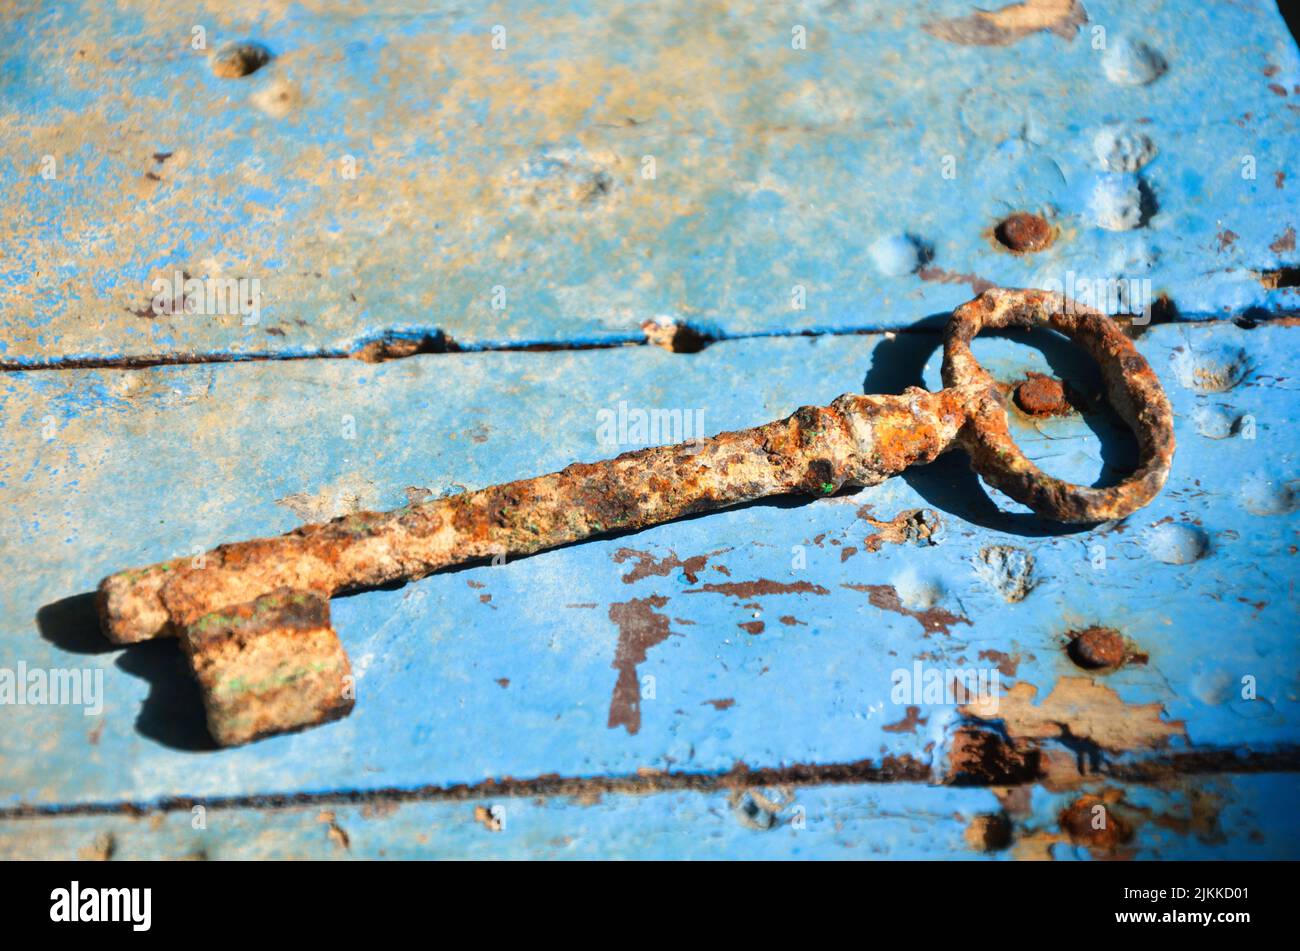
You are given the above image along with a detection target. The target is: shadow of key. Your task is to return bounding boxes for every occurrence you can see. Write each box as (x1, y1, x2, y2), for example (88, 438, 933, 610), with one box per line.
(37, 591, 215, 751)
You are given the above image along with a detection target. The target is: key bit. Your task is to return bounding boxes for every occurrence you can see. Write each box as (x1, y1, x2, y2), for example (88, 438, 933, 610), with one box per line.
(96, 289, 1174, 745)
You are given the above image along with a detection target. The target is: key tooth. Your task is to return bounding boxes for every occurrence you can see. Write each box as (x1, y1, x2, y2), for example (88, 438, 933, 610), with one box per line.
(179, 588, 353, 747)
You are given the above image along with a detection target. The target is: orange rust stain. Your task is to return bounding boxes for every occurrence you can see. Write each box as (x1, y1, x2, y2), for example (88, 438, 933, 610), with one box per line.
(613, 547, 727, 584)
(1058, 792, 1134, 857)
(607, 595, 674, 735)
(841, 583, 970, 636)
(687, 579, 830, 598)
(978, 649, 1020, 677)
(859, 507, 941, 552)
(917, 266, 997, 296)
(1013, 373, 1073, 417)
(882, 705, 928, 734)
(992, 212, 1056, 254)
(1269, 227, 1296, 253)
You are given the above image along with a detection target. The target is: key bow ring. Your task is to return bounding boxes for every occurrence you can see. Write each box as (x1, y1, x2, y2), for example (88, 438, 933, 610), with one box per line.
(942, 286, 1174, 522)
(97, 288, 1174, 745)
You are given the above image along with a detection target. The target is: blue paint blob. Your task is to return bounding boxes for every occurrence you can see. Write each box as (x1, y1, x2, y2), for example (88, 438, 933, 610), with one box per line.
(1191, 403, 1241, 439)
(1102, 36, 1168, 86)
(1144, 522, 1209, 565)
(1090, 173, 1147, 231)
(868, 234, 927, 277)
(1170, 343, 1250, 392)
(1093, 124, 1157, 172)
(1239, 472, 1299, 516)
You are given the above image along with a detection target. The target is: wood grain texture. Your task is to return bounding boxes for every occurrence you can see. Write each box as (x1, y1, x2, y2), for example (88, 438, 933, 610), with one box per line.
(2, 0, 1299, 365)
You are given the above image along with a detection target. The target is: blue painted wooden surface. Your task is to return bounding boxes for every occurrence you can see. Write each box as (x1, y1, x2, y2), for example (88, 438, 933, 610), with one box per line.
(2, 322, 1299, 855)
(2, 0, 1299, 858)
(2, 0, 1300, 366)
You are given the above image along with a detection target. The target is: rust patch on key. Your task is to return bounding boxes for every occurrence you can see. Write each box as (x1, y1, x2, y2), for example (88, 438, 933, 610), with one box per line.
(179, 588, 353, 747)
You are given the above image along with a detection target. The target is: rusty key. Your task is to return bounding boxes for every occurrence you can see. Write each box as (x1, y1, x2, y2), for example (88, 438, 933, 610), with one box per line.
(97, 289, 1175, 745)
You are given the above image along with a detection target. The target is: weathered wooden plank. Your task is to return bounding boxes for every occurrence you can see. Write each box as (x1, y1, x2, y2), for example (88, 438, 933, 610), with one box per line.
(2, 321, 1296, 809)
(2, 0, 1299, 365)
(3, 774, 1294, 860)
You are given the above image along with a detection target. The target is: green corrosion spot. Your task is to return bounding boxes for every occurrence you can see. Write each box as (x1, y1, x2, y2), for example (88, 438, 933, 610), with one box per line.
(342, 514, 373, 536)
(221, 676, 248, 695)
(218, 666, 312, 697)
(194, 611, 240, 632)
(821, 482, 835, 494)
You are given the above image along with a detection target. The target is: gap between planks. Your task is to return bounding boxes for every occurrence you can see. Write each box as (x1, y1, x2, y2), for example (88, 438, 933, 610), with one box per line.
(2, 748, 1298, 822)
(2, 313, 1296, 373)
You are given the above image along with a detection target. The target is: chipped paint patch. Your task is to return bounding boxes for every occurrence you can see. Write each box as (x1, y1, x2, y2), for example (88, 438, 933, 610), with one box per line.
(961, 678, 1186, 752)
(275, 472, 380, 522)
(859, 507, 942, 552)
(607, 595, 674, 735)
(923, 0, 1086, 47)
(882, 705, 928, 734)
(842, 583, 970, 636)
(687, 579, 830, 599)
(613, 547, 727, 584)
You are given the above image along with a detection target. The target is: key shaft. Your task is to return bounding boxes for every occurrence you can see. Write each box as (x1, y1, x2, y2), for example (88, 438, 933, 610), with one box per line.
(99, 386, 975, 645)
